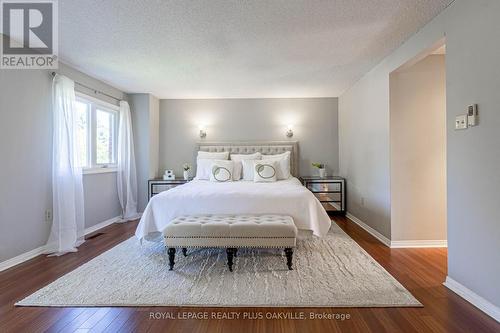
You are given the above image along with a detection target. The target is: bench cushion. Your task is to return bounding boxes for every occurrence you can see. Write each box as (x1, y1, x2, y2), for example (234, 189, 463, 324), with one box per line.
(163, 214, 297, 248)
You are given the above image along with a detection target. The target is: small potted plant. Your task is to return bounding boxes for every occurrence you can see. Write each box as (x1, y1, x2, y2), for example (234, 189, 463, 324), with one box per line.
(312, 162, 326, 178)
(182, 163, 191, 180)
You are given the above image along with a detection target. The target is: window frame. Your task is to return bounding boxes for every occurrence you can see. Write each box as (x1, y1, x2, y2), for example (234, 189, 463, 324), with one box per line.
(75, 92, 120, 174)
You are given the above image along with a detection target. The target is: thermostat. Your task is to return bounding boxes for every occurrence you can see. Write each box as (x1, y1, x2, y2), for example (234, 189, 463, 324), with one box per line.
(467, 104, 478, 127)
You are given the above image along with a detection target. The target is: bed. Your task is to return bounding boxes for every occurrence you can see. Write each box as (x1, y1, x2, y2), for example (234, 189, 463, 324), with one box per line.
(135, 141, 331, 241)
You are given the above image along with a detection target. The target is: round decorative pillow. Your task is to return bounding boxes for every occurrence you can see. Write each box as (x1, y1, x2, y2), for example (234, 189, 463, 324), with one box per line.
(212, 165, 232, 182)
(253, 161, 278, 182)
(256, 164, 276, 179)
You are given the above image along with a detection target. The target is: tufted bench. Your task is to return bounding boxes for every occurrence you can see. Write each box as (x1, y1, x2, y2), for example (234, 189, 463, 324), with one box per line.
(163, 214, 298, 271)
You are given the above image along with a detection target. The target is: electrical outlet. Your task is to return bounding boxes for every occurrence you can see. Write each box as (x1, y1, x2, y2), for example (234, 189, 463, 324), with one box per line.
(45, 209, 52, 222)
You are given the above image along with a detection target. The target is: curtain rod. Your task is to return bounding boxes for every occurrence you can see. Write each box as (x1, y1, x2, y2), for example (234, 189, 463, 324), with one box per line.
(50, 71, 122, 102)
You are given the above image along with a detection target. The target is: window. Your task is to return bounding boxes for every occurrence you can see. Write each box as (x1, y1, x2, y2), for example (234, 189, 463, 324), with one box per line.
(75, 95, 119, 171)
(95, 108, 116, 165)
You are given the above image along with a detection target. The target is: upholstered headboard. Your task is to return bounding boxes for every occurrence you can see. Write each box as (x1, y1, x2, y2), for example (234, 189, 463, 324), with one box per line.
(197, 141, 299, 177)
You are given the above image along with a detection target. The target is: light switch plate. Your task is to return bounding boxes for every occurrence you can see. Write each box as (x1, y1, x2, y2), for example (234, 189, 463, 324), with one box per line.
(455, 115, 468, 130)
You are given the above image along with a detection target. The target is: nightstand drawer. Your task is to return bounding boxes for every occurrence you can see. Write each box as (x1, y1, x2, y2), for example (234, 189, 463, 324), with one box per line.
(307, 183, 341, 192)
(148, 179, 188, 200)
(314, 193, 342, 203)
(151, 184, 177, 194)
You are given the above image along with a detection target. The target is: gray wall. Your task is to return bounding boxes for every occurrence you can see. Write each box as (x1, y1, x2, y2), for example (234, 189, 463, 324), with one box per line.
(129, 94, 160, 212)
(149, 95, 160, 179)
(82, 173, 122, 229)
(445, 0, 500, 309)
(339, 0, 500, 309)
(158, 98, 339, 177)
(390, 55, 447, 242)
(339, 75, 391, 238)
(0, 68, 53, 262)
(0, 56, 125, 262)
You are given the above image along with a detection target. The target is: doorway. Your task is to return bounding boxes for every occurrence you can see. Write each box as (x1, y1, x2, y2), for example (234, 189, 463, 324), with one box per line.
(389, 43, 447, 245)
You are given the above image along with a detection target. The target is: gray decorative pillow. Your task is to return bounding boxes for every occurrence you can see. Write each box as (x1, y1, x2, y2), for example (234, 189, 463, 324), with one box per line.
(253, 160, 278, 182)
(209, 160, 234, 182)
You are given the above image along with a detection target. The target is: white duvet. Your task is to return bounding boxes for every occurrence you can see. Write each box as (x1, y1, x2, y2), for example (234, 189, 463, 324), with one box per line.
(135, 177, 331, 241)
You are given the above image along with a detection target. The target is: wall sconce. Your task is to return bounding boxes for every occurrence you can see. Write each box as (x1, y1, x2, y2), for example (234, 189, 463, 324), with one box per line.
(286, 125, 294, 138)
(199, 126, 207, 139)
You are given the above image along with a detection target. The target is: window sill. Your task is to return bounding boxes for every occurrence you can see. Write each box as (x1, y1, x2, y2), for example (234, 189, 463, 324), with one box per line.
(83, 167, 117, 175)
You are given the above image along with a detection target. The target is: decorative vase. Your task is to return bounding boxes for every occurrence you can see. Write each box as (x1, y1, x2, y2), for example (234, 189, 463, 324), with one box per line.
(183, 170, 190, 180)
(318, 168, 326, 178)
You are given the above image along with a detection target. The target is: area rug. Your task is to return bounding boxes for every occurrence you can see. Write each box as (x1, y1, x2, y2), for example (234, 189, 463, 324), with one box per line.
(17, 223, 421, 307)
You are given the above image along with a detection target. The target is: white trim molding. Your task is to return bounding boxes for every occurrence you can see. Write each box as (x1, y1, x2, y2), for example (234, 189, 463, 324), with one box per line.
(390, 240, 447, 248)
(0, 245, 48, 274)
(346, 213, 448, 249)
(83, 167, 118, 175)
(346, 213, 392, 247)
(444, 276, 500, 323)
(0, 216, 121, 273)
(82, 216, 121, 236)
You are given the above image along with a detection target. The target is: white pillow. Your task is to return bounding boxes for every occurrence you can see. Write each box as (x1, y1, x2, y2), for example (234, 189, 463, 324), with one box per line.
(230, 152, 262, 180)
(195, 158, 214, 180)
(241, 159, 260, 181)
(253, 160, 278, 182)
(195, 151, 230, 179)
(197, 151, 229, 160)
(209, 160, 234, 182)
(261, 151, 291, 179)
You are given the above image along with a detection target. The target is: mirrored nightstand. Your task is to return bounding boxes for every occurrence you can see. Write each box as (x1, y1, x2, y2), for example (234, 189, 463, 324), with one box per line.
(300, 176, 346, 215)
(148, 179, 189, 201)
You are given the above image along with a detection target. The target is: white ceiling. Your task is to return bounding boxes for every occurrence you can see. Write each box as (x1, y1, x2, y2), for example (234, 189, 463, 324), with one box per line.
(58, 0, 452, 98)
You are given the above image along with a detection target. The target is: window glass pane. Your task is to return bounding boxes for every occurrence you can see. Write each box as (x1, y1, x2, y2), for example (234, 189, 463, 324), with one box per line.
(75, 101, 89, 167)
(96, 109, 116, 164)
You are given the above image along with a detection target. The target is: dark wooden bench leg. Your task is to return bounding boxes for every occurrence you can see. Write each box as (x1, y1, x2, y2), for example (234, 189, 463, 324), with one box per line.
(226, 248, 236, 272)
(284, 248, 293, 270)
(182, 248, 187, 256)
(168, 248, 176, 270)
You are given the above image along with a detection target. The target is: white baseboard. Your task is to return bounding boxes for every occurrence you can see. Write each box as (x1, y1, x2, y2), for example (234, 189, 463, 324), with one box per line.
(0, 245, 48, 274)
(0, 215, 121, 273)
(390, 240, 448, 248)
(345, 213, 447, 249)
(346, 213, 392, 247)
(84, 216, 121, 235)
(444, 276, 500, 323)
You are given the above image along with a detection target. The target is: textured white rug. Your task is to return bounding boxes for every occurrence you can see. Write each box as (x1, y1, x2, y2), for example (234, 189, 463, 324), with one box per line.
(17, 223, 421, 307)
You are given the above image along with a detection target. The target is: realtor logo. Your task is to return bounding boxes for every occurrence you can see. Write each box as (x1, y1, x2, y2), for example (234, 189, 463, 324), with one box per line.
(1, 0, 58, 69)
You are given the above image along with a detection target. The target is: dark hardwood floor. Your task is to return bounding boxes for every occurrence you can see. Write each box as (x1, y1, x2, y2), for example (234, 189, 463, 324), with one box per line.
(1, 216, 498, 333)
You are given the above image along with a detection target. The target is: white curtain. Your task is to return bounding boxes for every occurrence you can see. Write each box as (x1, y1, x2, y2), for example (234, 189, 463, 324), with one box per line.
(46, 74, 85, 256)
(117, 100, 139, 221)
